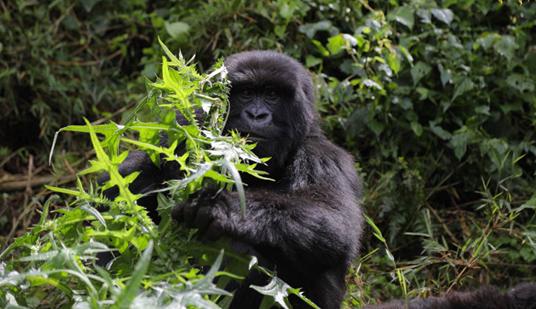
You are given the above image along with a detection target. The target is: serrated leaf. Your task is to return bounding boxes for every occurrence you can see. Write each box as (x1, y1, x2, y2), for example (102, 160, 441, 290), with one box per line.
(223, 158, 246, 216)
(251, 276, 291, 309)
(112, 241, 153, 309)
(45, 185, 86, 198)
(80, 204, 107, 228)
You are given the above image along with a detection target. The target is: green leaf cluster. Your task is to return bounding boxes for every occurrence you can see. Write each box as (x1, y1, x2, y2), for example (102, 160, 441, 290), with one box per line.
(0, 41, 270, 308)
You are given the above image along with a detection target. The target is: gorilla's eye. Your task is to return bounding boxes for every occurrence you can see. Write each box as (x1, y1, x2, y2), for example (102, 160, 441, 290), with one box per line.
(265, 88, 279, 102)
(240, 88, 254, 99)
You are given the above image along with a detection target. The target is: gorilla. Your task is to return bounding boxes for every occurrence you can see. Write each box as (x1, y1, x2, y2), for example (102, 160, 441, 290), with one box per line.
(171, 51, 364, 309)
(102, 51, 536, 308)
(103, 51, 363, 308)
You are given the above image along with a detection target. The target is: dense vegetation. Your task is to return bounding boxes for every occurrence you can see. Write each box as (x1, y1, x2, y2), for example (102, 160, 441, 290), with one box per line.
(1, 0, 535, 307)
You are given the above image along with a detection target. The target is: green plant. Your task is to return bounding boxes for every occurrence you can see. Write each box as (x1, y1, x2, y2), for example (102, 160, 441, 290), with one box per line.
(0, 41, 273, 308)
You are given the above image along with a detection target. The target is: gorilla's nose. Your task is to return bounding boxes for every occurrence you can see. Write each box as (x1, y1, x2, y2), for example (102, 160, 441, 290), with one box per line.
(242, 105, 272, 126)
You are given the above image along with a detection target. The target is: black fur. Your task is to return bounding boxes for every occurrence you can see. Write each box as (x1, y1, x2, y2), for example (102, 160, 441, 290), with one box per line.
(365, 283, 536, 309)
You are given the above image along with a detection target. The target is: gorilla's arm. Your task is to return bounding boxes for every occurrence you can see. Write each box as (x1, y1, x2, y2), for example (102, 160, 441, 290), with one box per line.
(365, 283, 536, 309)
(172, 135, 362, 269)
(173, 187, 355, 267)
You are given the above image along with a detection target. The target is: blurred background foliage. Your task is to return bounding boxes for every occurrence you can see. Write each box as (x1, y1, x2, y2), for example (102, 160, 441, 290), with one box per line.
(1, 0, 535, 306)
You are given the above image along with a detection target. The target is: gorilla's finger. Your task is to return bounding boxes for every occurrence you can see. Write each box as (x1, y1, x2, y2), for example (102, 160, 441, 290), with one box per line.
(183, 203, 198, 227)
(193, 206, 212, 231)
(202, 220, 224, 241)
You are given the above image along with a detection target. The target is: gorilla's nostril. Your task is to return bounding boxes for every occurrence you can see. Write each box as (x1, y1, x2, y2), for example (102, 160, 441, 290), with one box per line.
(256, 112, 268, 120)
(245, 110, 255, 119)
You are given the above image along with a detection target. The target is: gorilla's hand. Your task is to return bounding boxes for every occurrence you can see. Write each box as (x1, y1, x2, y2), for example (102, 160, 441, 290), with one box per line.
(171, 187, 232, 241)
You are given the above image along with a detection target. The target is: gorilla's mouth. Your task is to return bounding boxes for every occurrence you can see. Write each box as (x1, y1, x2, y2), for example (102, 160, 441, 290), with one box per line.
(242, 132, 268, 142)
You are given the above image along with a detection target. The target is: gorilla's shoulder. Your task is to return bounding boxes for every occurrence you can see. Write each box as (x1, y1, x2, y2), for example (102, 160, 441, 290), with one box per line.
(286, 133, 361, 195)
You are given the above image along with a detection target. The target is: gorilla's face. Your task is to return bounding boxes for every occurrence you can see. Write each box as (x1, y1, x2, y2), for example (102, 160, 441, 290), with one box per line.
(224, 51, 318, 172)
(226, 82, 292, 159)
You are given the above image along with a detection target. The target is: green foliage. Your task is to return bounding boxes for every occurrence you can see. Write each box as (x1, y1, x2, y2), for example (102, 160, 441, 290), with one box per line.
(0, 0, 153, 149)
(3, 0, 536, 306)
(0, 42, 277, 308)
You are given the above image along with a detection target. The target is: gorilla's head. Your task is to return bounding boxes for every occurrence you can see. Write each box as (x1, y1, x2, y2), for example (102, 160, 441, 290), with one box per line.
(224, 51, 319, 172)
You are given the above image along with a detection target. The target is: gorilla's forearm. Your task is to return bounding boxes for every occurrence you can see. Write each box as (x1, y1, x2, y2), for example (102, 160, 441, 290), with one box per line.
(180, 189, 356, 266)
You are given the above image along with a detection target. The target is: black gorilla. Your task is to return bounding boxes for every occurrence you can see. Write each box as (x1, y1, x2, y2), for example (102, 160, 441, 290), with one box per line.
(173, 51, 364, 308)
(102, 51, 536, 308)
(103, 51, 364, 308)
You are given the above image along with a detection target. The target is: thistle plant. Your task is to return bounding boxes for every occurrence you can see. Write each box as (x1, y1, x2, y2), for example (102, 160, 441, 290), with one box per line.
(0, 40, 268, 308)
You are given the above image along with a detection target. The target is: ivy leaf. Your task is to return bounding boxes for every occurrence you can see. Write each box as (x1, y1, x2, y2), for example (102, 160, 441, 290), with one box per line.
(410, 62, 431, 86)
(429, 121, 452, 140)
(417, 9, 431, 24)
(165, 21, 190, 39)
(298, 21, 335, 38)
(494, 35, 518, 60)
(388, 6, 415, 30)
(431, 9, 454, 25)
(437, 64, 452, 86)
(452, 77, 474, 102)
(506, 74, 534, 93)
(327, 34, 346, 55)
(410, 121, 423, 137)
(387, 51, 401, 74)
